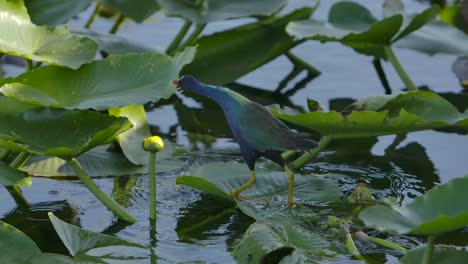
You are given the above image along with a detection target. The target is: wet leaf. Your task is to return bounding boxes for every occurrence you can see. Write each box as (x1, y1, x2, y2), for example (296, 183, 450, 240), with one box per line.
(98, 0, 160, 23)
(233, 222, 330, 264)
(0, 162, 31, 187)
(159, 0, 289, 23)
(0, 47, 196, 110)
(177, 161, 341, 203)
(0, 0, 97, 68)
(182, 8, 315, 85)
(401, 244, 468, 264)
(25, 0, 93, 25)
(274, 91, 468, 138)
(0, 108, 132, 159)
(359, 175, 468, 235)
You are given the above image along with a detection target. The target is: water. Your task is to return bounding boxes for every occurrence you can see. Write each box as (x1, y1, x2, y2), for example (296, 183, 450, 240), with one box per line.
(1, 0, 468, 263)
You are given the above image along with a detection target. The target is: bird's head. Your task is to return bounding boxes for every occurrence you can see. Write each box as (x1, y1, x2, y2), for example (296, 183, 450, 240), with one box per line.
(172, 75, 200, 92)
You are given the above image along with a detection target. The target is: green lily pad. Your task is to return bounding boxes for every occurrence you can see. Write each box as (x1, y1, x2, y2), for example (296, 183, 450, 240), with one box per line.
(0, 108, 132, 160)
(176, 161, 342, 203)
(0, 162, 31, 187)
(98, 0, 160, 23)
(274, 91, 468, 138)
(182, 7, 315, 85)
(233, 221, 331, 264)
(359, 175, 468, 235)
(0, 0, 98, 68)
(158, 0, 288, 24)
(24, 0, 93, 25)
(400, 244, 468, 264)
(0, 220, 42, 262)
(0, 96, 39, 114)
(0, 47, 196, 110)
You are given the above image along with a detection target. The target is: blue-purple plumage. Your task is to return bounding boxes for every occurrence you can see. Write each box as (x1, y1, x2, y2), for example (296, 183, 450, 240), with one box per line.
(174, 75, 317, 169)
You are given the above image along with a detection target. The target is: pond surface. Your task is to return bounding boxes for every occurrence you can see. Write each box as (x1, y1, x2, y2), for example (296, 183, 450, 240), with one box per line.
(1, 0, 467, 263)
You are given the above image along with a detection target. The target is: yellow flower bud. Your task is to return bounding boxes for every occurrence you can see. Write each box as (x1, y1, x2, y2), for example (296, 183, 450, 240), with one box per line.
(143, 136, 164, 152)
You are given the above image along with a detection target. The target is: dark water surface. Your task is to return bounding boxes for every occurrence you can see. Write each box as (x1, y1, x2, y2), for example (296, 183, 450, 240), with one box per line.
(1, 0, 467, 263)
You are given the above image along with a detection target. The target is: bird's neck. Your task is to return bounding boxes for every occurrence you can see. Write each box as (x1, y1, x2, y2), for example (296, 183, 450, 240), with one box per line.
(193, 84, 248, 111)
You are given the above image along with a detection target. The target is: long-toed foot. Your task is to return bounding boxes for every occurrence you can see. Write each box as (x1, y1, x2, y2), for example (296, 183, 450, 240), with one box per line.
(231, 170, 256, 198)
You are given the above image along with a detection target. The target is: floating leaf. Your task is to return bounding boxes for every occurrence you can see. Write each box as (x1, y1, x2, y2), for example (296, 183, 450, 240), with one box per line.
(0, 108, 132, 159)
(0, 47, 196, 110)
(400, 244, 468, 264)
(233, 221, 331, 264)
(274, 91, 468, 138)
(177, 161, 341, 203)
(98, 0, 160, 23)
(182, 8, 315, 85)
(159, 0, 289, 23)
(24, 0, 93, 25)
(0, 0, 97, 68)
(359, 175, 468, 235)
(0, 162, 31, 187)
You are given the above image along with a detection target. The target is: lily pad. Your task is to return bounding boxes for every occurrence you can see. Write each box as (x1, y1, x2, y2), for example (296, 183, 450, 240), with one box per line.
(359, 175, 468, 235)
(0, 47, 196, 110)
(0, 162, 31, 187)
(0, 0, 98, 68)
(0, 108, 132, 160)
(98, 0, 160, 23)
(24, 0, 93, 25)
(400, 244, 468, 264)
(233, 221, 331, 264)
(182, 7, 315, 85)
(176, 161, 342, 203)
(274, 91, 468, 138)
(158, 0, 288, 24)
(0, 220, 42, 262)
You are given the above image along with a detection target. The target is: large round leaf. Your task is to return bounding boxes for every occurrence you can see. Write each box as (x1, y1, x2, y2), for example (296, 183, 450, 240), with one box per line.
(359, 175, 468, 235)
(24, 0, 93, 26)
(0, 162, 31, 187)
(274, 91, 468, 138)
(182, 7, 314, 85)
(0, 0, 98, 69)
(176, 161, 342, 203)
(0, 220, 41, 262)
(0, 47, 196, 110)
(159, 0, 288, 24)
(98, 0, 160, 23)
(0, 108, 132, 159)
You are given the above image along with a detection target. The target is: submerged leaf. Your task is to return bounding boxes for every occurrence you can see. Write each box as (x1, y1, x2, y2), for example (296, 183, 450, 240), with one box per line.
(359, 175, 468, 235)
(0, 47, 196, 110)
(159, 0, 289, 23)
(0, 162, 31, 187)
(0, 0, 97, 68)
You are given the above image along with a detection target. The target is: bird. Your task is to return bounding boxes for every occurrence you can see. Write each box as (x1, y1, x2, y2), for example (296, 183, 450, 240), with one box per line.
(173, 76, 318, 207)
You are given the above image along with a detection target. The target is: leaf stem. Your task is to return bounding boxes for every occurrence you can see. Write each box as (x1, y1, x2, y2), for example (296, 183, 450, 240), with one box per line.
(166, 20, 193, 55)
(149, 152, 157, 220)
(422, 236, 436, 264)
(368, 237, 407, 253)
(5, 151, 32, 208)
(176, 23, 206, 52)
(372, 58, 392, 94)
(285, 51, 321, 78)
(84, 3, 102, 29)
(25, 59, 33, 72)
(10, 152, 31, 169)
(384, 46, 417, 91)
(68, 158, 137, 223)
(109, 14, 126, 34)
(290, 136, 333, 170)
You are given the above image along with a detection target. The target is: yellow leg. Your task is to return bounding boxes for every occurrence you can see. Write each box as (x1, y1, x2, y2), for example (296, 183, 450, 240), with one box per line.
(284, 165, 295, 207)
(232, 170, 256, 198)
